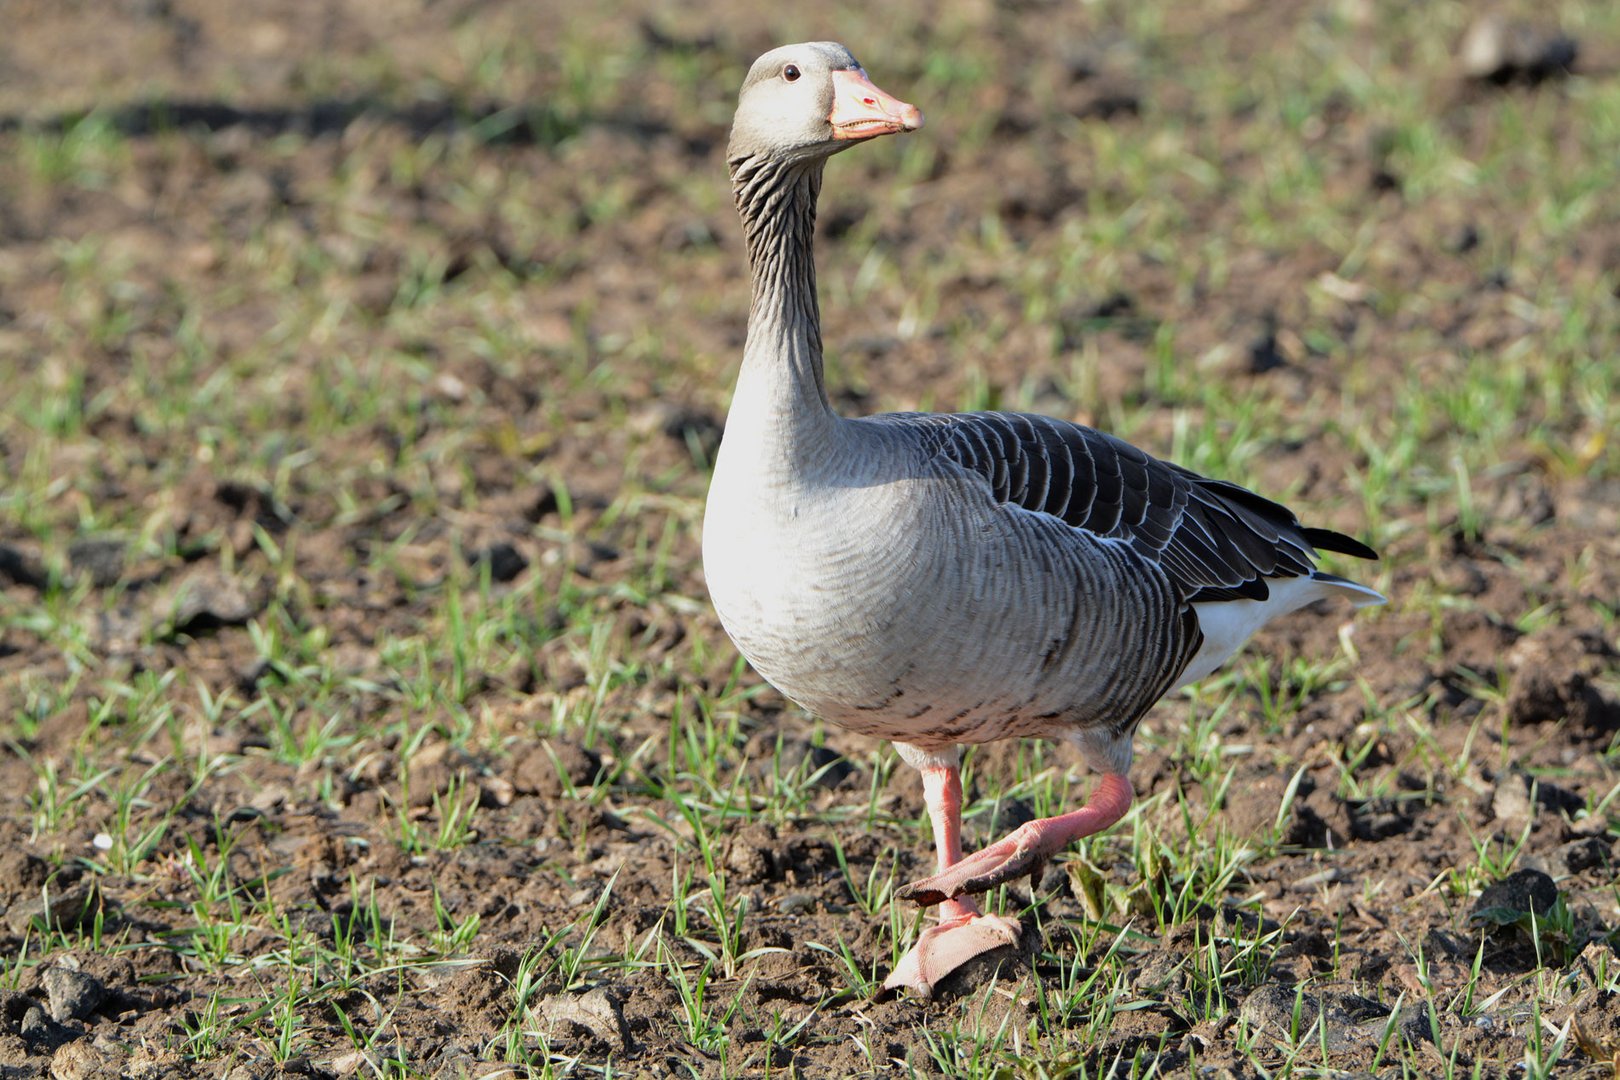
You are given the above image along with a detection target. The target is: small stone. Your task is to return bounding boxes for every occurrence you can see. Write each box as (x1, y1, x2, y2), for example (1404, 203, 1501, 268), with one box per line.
(481, 775, 516, 807)
(87, 606, 144, 657)
(433, 373, 468, 401)
(1460, 15, 1578, 84)
(1290, 868, 1347, 891)
(778, 892, 817, 915)
(43, 965, 104, 1022)
(1490, 772, 1534, 830)
(326, 1051, 365, 1077)
(20, 1004, 65, 1051)
(250, 784, 291, 813)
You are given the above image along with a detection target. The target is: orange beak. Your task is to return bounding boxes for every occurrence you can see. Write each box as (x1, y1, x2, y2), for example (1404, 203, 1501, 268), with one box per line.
(828, 68, 924, 141)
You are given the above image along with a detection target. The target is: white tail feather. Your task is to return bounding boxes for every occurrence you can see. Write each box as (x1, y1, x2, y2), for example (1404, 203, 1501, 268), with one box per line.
(1174, 573, 1383, 690)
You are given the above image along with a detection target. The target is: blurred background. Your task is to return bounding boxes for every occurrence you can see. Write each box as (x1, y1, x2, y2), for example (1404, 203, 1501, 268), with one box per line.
(1, 0, 1619, 1075)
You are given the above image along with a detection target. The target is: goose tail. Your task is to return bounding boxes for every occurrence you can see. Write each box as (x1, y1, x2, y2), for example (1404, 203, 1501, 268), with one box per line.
(1311, 571, 1386, 608)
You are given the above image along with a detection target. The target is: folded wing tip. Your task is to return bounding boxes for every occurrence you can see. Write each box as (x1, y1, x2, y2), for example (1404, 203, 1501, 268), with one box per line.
(1300, 526, 1380, 561)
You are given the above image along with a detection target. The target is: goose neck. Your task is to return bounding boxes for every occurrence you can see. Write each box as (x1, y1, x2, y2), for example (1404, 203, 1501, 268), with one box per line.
(729, 154, 836, 444)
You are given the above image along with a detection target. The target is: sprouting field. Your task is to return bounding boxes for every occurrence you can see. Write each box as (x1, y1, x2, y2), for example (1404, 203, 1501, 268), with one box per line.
(2, 1, 1620, 1076)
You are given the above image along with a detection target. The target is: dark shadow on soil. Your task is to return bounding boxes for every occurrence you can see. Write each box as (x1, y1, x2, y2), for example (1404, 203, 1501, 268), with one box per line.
(0, 98, 713, 155)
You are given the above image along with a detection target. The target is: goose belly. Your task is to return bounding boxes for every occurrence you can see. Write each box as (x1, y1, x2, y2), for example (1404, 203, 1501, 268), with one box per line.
(703, 481, 1190, 749)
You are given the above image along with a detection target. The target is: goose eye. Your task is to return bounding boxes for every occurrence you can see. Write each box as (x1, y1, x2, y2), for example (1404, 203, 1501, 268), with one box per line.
(783, 64, 801, 82)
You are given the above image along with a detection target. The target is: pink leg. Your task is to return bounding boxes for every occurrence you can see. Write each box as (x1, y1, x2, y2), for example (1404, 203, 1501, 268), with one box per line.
(916, 760, 983, 923)
(923, 759, 964, 867)
(884, 759, 1021, 996)
(897, 772, 1133, 906)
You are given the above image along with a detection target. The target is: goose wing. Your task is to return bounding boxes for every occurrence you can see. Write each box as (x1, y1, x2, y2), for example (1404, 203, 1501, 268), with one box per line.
(883, 411, 1375, 603)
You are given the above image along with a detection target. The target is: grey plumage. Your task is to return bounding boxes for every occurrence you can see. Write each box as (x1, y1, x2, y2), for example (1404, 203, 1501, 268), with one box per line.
(703, 41, 1382, 779)
(703, 42, 1387, 996)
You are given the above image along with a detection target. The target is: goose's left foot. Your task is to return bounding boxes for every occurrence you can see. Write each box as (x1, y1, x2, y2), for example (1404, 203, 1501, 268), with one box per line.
(897, 773, 1133, 905)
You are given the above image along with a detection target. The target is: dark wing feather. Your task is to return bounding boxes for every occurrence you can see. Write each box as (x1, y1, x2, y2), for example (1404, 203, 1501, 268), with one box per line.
(887, 411, 1376, 603)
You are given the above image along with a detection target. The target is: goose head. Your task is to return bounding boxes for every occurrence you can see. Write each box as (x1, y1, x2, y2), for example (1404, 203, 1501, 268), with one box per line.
(728, 42, 923, 166)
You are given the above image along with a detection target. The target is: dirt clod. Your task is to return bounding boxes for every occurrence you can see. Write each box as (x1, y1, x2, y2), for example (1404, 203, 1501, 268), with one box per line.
(0, 849, 50, 903)
(799, 742, 854, 788)
(634, 402, 723, 463)
(1507, 665, 1618, 733)
(536, 988, 630, 1053)
(468, 542, 528, 583)
(1470, 869, 1559, 926)
(1347, 796, 1412, 840)
(49, 1039, 120, 1080)
(5, 882, 110, 937)
(0, 542, 48, 589)
(725, 823, 778, 883)
(1552, 835, 1611, 876)
(159, 568, 262, 635)
(67, 537, 126, 588)
(512, 741, 601, 798)
(1240, 983, 1430, 1055)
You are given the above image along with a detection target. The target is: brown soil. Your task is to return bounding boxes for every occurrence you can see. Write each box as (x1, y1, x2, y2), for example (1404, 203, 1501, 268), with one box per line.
(2, 1, 1619, 1077)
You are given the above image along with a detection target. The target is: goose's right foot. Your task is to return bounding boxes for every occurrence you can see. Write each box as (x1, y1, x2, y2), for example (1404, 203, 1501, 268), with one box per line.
(897, 773, 1134, 904)
(884, 900, 1021, 998)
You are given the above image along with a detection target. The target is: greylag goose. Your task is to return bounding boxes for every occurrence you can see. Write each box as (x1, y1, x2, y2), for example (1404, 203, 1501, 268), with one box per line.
(702, 42, 1384, 997)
